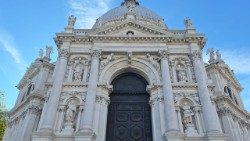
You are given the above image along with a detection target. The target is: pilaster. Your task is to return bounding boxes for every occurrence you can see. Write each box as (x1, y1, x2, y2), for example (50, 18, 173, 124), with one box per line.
(34, 42, 70, 141)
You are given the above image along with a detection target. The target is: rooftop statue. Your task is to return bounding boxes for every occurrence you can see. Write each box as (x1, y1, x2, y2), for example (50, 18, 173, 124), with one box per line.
(67, 15, 77, 28)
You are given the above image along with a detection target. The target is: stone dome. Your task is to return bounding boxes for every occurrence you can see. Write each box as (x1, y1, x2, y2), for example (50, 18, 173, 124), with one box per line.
(92, 0, 167, 29)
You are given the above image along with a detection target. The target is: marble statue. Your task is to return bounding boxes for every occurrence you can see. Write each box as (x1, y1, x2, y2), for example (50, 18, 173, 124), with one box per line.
(101, 53, 114, 68)
(45, 46, 52, 59)
(73, 64, 84, 82)
(65, 104, 77, 124)
(207, 48, 216, 62)
(38, 49, 43, 58)
(176, 64, 188, 82)
(178, 70, 188, 82)
(68, 15, 76, 28)
(184, 18, 193, 29)
(216, 50, 222, 60)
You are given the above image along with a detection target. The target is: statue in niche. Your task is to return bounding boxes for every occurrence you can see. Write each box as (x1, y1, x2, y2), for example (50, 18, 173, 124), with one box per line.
(182, 104, 194, 125)
(73, 64, 84, 82)
(176, 64, 188, 82)
(181, 102, 197, 134)
(65, 104, 77, 124)
(146, 53, 159, 70)
(101, 53, 114, 69)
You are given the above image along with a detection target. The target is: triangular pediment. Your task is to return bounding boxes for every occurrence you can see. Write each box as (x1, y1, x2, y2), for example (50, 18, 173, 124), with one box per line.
(90, 21, 169, 36)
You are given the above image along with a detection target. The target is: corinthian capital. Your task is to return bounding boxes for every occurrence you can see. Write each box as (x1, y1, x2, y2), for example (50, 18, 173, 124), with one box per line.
(191, 50, 202, 60)
(59, 49, 69, 59)
(158, 49, 170, 59)
(91, 49, 102, 58)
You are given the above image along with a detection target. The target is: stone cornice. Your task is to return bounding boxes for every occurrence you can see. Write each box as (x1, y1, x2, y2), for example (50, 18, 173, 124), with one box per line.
(9, 94, 45, 116)
(62, 82, 88, 88)
(55, 35, 206, 47)
(17, 59, 54, 90)
(215, 95, 250, 120)
(206, 63, 242, 91)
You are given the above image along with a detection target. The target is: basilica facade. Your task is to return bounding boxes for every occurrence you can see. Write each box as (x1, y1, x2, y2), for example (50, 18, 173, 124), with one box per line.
(3, 0, 250, 141)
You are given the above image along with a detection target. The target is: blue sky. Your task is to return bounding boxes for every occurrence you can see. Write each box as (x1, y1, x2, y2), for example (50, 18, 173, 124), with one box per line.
(0, 0, 250, 111)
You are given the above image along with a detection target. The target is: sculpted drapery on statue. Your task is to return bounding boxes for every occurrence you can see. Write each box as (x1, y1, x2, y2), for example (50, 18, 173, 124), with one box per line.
(68, 15, 76, 28)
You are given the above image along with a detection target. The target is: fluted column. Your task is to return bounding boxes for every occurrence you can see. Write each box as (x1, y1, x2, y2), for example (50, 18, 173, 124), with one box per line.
(79, 50, 101, 133)
(39, 47, 69, 132)
(159, 50, 180, 133)
(191, 50, 222, 133)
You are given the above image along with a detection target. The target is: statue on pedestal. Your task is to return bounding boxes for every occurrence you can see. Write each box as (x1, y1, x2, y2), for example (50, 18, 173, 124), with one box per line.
(181, 102, 198, 135)
(38, 49, 43, 59)
(68, 15, 76, 28)
(45, 46, 53, 59)
(184, 18, 194, 29)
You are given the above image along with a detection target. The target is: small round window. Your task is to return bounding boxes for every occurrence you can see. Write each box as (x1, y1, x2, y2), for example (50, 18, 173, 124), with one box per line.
(126, 31, 134, 36)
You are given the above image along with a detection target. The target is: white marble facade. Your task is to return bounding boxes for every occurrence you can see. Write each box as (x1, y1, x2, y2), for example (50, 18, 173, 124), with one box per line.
(3, 0, 250, 141)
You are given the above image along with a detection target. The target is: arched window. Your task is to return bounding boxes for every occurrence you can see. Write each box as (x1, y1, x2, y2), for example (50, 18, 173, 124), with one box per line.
(234, 96, 239, 105)
(26, 83, 34, 96)
(126, 31, 134, 36)
(224, 86, 233, 99)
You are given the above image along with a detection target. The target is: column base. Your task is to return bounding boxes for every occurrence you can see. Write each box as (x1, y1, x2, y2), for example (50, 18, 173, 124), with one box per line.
(32, 131, 54, 141)
(205, 133, 229, 141)
(75, 128, 96, 141)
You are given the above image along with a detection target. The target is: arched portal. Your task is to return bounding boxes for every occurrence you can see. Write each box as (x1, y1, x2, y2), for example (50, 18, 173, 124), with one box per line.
(106, 72, 153, 141)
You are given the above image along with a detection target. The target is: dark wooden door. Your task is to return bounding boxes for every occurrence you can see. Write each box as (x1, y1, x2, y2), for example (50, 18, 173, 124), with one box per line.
(106, 73, 153, 141)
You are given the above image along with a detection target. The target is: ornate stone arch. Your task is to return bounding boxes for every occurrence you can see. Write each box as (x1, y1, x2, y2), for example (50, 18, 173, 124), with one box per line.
(99, 57, 161, 85)
(177, 97, 196, 107)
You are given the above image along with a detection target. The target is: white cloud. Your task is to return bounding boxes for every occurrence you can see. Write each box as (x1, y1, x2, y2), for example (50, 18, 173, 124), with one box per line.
(68, 0, 114, 29)
(0, 29, 27, 71)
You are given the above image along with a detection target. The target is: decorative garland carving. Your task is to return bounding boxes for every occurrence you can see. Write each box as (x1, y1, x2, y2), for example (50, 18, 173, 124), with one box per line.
(96, 95, 110, 105)
(158, 49, 170, 59)
(59, 49, 69, 59)
(91, 50, 102, 58)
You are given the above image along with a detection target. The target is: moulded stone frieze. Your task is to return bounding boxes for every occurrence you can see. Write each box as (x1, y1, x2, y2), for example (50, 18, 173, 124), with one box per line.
(215, 95, 250, 120)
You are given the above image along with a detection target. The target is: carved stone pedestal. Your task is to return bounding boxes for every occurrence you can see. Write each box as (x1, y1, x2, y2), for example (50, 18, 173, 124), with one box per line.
(75, 129, 96, 141)
(32, 131, 54, 141)
(205, 133, 229, 141)
(163, 132, 185, 141)
(185, 124, 198, 136)
(61, 123, 74, 135)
